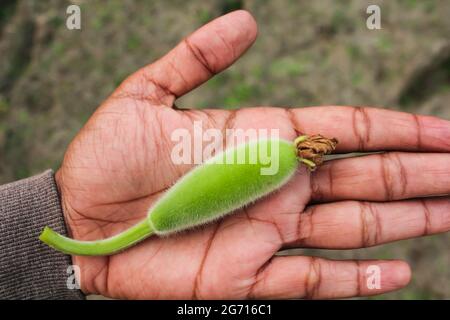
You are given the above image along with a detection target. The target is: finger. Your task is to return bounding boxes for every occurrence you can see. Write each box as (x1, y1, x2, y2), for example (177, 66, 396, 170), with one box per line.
(311, 152, 450, 203)
(284, 197, 450, 249)
(249, 257, 410, 299)
(289, 106, 450, 152)
(116, 10, 257, 105)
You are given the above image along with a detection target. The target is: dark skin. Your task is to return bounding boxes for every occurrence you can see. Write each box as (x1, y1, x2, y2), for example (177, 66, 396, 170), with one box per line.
(56, 11, 450, 299)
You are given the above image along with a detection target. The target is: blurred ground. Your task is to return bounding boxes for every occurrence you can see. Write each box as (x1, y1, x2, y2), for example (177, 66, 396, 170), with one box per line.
(0, 0, 448, 299)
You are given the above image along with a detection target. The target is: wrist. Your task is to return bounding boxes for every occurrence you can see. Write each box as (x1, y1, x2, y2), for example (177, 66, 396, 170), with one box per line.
(54, 169, 91, 295)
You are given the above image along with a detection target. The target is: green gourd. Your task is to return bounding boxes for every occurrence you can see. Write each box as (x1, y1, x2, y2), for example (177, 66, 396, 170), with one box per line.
(39, 135, 337, 256)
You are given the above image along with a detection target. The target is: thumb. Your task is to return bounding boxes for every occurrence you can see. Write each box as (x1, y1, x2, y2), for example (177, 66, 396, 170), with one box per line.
(115, 10, 258, 107)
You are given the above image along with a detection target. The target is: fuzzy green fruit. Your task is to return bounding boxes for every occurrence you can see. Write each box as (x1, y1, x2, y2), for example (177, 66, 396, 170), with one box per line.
(149, 139, 298, 234)
(39, 135, 337, 256)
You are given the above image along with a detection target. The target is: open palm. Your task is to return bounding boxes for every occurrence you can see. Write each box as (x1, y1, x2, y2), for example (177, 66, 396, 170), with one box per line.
(56, 11, 450, 299)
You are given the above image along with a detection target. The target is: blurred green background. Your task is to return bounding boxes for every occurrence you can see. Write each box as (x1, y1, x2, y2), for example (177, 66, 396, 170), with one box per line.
(0, 0, 449, 299)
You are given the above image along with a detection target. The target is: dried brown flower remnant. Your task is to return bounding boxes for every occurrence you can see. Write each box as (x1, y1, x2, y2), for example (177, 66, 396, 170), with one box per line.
(295, 134, 338, 171)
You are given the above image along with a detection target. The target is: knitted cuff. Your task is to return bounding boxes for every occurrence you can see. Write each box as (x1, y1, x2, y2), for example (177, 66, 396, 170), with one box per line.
(0, 170, 85, 299)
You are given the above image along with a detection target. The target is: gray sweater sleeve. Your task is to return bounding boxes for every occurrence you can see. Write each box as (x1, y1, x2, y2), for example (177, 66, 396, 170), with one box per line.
(0, 170, 85, 299)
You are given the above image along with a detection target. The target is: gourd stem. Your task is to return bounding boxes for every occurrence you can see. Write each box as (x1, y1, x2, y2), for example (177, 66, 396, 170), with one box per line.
(39, 219, 154, 256)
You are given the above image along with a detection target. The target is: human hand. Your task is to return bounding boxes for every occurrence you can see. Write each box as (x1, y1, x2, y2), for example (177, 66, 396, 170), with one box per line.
(56, 11, 450, 299)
